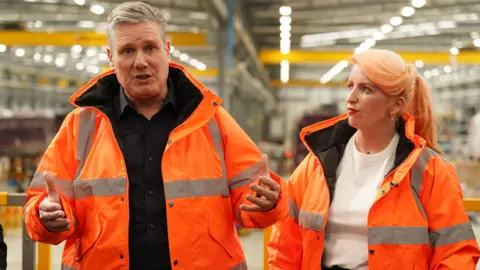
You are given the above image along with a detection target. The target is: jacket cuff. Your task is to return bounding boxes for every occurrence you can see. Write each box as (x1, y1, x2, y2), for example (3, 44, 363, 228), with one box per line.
(27, 192, 76, 244)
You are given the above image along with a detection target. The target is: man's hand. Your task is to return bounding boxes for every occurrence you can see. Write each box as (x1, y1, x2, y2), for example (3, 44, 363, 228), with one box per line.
(38, 173, 70, 232)
(240, 154, 280, 212)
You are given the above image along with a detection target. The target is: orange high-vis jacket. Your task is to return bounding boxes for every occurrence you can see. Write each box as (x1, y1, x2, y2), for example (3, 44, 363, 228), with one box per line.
(268, 113, 480, 270)
(23, 63, 288, 270)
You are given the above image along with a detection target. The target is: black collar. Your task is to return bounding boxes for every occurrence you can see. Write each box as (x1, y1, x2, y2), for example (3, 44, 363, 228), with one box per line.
(116, 78, 178, 118)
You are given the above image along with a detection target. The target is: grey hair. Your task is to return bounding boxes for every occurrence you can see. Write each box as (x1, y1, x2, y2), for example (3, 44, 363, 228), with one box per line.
(107, 1, 168, 47)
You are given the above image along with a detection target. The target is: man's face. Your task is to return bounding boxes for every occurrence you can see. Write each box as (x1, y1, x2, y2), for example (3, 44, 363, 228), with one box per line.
(107, 21, 170, 100)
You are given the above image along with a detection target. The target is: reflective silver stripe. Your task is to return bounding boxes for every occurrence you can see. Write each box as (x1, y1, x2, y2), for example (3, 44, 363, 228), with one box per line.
(288, 200, 299, 221)
(298, 210, 324, 232)
(74, 177, 126, 199)
(61, 265, 77, 270)
(208, 118, 227, 180)
(164, 178, 229, 201)
(430, 222, 476, 248)
(75, 108, 96, 180)
(29, 171, 74, 199)
(207, 118, 230, 198)
(368, 226, 429, 245)
(229, 261, 247, 270)
(229, 161, 262, 189)
(410, 148, 439, 220)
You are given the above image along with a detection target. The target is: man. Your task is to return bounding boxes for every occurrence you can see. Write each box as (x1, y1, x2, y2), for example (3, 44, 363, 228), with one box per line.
(0, 224, 6, 270)
(22, 2, 287, 269)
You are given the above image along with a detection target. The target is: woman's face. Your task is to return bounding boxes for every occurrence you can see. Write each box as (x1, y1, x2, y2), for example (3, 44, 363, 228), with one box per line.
(345, 65, 403, 130)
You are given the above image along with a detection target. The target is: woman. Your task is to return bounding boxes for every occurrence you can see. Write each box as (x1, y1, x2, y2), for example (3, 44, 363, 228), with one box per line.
(267, 49, 480, 270)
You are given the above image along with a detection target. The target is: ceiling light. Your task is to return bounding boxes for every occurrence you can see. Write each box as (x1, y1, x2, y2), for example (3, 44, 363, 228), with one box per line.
(401, 6, 416, 17)
(71, 45, 83, 53)
(443, 66, 452, 73)
(74, 0, 85, 5)
(90, 4, 105, 15)
(474, 38, 480, 47)
(424, 70, 432, 78)
(280, 47, 290, 55)
(381, 24, 393, 34)
(450, 47, 459, 55)
(77, 21, 96, 28)
(55, 57, 66, 67)
(415, 60, 424, 68)
(99, 53, 108, 61)
(179, 53, 189, 62)
(280, 60, 289, 83)
(76, 62, 85, 70)
(43, 55, 53, 63)
(86, 48, 97, 57)
(364, 38, 376, 47)
(33, 53, 42, 62)
(170, 45, 175, 53)
(280, 16, 292, 25)
(431, 69, 439, 76)
(280, 24, 291, 33)
(0, 45, 6, 53)
(189, 59, 199, 66)
(372, 31, 384, 40)
(196, 63, 207, 71)
(279, 6, 292, 16)
(390, 16, 403, 26)
(280, 32, 291, 39)
(15, 48, 25, 57)
(411, 0, 426, 8)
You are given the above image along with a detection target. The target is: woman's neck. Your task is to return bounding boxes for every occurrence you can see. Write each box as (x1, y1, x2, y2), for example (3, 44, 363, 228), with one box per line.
(355, 122, 397, 155)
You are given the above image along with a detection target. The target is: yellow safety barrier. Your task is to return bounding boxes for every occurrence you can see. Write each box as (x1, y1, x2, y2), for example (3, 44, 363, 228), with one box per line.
(261, 198, 480, 269)
(38, 243, 51, 270)
(0, 190, 478, 269)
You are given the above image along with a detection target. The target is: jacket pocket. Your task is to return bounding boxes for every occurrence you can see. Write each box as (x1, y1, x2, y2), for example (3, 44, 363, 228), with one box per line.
(208, 199, 236, 259)
(75, 209, 102, 261)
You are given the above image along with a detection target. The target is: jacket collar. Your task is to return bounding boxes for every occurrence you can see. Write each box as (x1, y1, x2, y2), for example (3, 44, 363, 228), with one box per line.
(69, 62, 222, 139)
(299, 113, 426, 204)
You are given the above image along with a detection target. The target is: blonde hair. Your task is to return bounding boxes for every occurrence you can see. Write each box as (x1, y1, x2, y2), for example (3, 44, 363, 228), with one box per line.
(107, 1, 167, 46)
(351, 49, 442, 154)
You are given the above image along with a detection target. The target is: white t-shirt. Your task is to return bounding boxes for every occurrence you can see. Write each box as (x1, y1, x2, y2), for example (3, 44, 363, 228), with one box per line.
(322, 132, 399, 269)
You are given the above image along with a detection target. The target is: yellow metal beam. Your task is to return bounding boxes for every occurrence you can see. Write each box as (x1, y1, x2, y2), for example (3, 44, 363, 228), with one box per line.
(259, 49, 480, 65)
(187, 68, 218, 78)
(464, 198, 480, 212)
(271, 79, 347, 88)
(0, 30, 207, 47)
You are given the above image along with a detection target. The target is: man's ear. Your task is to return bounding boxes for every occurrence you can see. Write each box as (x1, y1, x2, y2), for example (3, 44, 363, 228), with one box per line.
(107, 47, 114, 69)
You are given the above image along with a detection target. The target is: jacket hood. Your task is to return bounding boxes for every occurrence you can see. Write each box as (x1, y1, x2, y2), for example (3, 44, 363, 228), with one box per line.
(69, 62, 222, 111)
(299, 112, 425, 155)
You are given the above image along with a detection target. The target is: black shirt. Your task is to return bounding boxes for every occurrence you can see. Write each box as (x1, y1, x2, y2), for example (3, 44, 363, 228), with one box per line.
(114, 79, 178, 270)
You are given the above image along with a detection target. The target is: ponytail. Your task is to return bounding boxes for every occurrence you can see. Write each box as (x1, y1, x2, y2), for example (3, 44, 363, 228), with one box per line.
(406, 74, 443, 154)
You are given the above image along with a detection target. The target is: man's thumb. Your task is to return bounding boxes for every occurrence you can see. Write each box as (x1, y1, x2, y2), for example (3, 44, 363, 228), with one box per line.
(260, 154, 270, 175)
(44, 173, 59, 203)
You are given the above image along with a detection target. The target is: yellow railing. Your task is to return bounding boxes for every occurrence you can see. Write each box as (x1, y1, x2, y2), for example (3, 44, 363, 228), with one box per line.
(1, 191, 479, 270)
(262, 198, 480, 270)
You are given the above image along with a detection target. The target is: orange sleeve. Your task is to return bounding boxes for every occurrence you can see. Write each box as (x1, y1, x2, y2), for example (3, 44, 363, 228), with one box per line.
(215, 107, 288, 229)
(23, 112, 79, 245)
(267, 153, 315, 270)
(421, 156, 480, 269)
